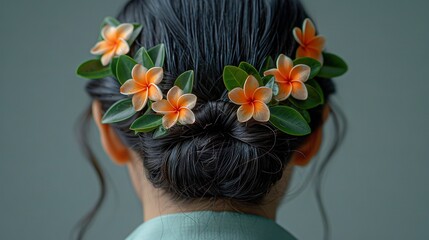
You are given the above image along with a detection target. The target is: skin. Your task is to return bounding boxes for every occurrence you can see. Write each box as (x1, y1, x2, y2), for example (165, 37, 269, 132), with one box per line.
(92, 101, 327, 221)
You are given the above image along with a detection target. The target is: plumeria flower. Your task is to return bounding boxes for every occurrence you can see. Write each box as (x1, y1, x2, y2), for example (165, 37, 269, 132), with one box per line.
(90, 23, 134, 66)
(293, 18, 325, 63)
(120, 64, 163, 111)
(151, 86, 197, 129)
(228, 75, 272, 122)
(264, 54, 310, 101)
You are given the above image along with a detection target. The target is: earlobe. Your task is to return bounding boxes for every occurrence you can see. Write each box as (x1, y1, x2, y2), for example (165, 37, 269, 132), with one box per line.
(92, 101, 131, 165)
(291, 104, 330, 166)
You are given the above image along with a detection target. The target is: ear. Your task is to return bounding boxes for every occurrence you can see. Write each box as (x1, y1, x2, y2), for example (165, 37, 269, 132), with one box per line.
(291, 105, 330, 166)
(92, 100, 131, 165)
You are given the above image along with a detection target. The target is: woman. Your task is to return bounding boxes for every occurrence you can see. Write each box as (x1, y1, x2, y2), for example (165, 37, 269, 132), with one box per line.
(76, 0, 346, 239)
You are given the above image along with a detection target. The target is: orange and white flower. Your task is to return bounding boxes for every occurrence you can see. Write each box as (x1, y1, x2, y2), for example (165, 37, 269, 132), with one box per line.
(120, 64, 163, 111)
(151, 86, 197, 129)
(228, 75, 272, 122)
(90, 23, 134, 66)
(293, 18, 325, 63)
(264, 54, 310, 101)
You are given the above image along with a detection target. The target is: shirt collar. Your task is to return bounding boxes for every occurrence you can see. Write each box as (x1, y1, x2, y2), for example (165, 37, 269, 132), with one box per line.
(126, 211, 297, 240)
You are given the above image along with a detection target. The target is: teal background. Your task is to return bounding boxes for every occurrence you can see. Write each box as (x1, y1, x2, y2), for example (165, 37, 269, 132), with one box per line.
(1, 0, 428, 239)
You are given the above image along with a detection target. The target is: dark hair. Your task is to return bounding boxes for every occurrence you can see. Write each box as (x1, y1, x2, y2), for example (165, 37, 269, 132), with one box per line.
(74, 0, 346, 239)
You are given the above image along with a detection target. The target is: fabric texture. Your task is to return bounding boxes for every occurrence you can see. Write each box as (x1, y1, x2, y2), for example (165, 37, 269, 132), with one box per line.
(125, 211, 297, 240)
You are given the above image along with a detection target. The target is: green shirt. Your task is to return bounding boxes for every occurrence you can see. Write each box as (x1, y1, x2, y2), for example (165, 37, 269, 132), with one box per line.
(126, 211, 297, 240)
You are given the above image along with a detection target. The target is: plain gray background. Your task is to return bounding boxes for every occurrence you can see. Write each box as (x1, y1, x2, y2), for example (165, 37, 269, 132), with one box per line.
(1, 0, 428, 239)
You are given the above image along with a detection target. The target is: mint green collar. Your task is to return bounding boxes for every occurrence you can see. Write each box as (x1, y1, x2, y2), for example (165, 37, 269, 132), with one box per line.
(126, 211, 297, 240)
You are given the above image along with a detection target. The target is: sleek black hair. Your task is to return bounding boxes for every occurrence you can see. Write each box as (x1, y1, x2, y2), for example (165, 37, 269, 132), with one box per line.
(74, 0, 346, 239)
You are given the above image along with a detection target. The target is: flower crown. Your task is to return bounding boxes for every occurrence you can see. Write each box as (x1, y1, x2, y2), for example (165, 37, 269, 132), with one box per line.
(77, 17, 347, 138)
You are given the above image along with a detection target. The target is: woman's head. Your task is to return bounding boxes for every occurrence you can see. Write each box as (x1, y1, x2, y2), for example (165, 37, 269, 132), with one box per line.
(81, 0, 339, 234)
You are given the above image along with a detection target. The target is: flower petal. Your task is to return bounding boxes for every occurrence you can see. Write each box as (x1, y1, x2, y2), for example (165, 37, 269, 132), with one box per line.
(162, 112, 179, 129)
(167, 86, 183, 107)
(253, 101, 270, 122)
(120, 79, 143, 95)
(178, 108, 196, 125)
(303, 18, 316, 43)
(307, 35, 325, 52)
(148, 84, 163, 101)
(275, 82, 292, 101)
(115, 39, 130, 56)
(293, 27, 304, 46)
(116, 23, 134, 40)
(291, 81, 308, 100)
(237, 103, 254, 122)
(244, 75, 259, 99)
(131, 64, 148, 84)
(276, 54, 293, 78)
(177, 93, 197, 109)
(90, 41, 111, 55)
(100, 49, 115, 66)
(290, 64, 311, 83)
(296, 47, 323, 64)
(228, 88, 247, 105)
(253, 87, 272, 103)
(152, 99, 175, 114)
(132, 90, 148, 111)
(264, 69, 286, 83)
(101, 25, 116, 41)
(146, 67, 163, 85)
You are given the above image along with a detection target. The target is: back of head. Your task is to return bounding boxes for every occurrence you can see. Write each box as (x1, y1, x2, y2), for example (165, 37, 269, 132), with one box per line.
(86, 0, 335, 205)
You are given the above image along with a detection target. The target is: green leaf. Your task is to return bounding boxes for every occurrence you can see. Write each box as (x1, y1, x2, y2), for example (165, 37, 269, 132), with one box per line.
(317, 52, 348, 78)
(269, 106, 311, 136)
(147, 44, 166, 67)
(110, 57, 119, 79)
(239, 62, 261, 82)
(127, 24, 143, 46)
(293, 57, 322, 79)
(223, 66, 248, 90)
(289, 84, 323, 109)
(263, 76, 279, 96)
(153, 126, 169, 139)
(130, 114, 163, 132)
(306, 79, 324, 103)
(76, 59, 112, 79)
(259, 56, 275, 75)
(174, 70, 194, 93)
(103, 17, 120, 27)
(101, 98, 136, 124)
(290, 105, 311, 123)
(134, 47, 155, 69)
(116, 55, 137, 85)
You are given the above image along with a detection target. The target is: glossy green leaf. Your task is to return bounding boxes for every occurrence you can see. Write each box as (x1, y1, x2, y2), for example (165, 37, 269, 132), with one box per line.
(259, 56, 275, 75)
(147, 44, 166, 67)
(103, 17, 120, 27)
(174, 70, 194, 93)
(134, 47, 155, 69)
(131, 114, 163, 132)
(127, 24, 143, 46)
(239, 62, 261, 82)
(76, 59, 112, 79)
(101, 98, 136, 124)
(269, 106, 311, 136)
(110, 57, 119, 79)
(291, 106, 311, 123)
(153, 126, 169, 139)
(223, 66, 248, 90)
(306, 79, 324, 104)
(317, 52, 348, 78)
(116, 55, 138, 85)
(293, 57, 321, 79)
(289, 84, 323, 109)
